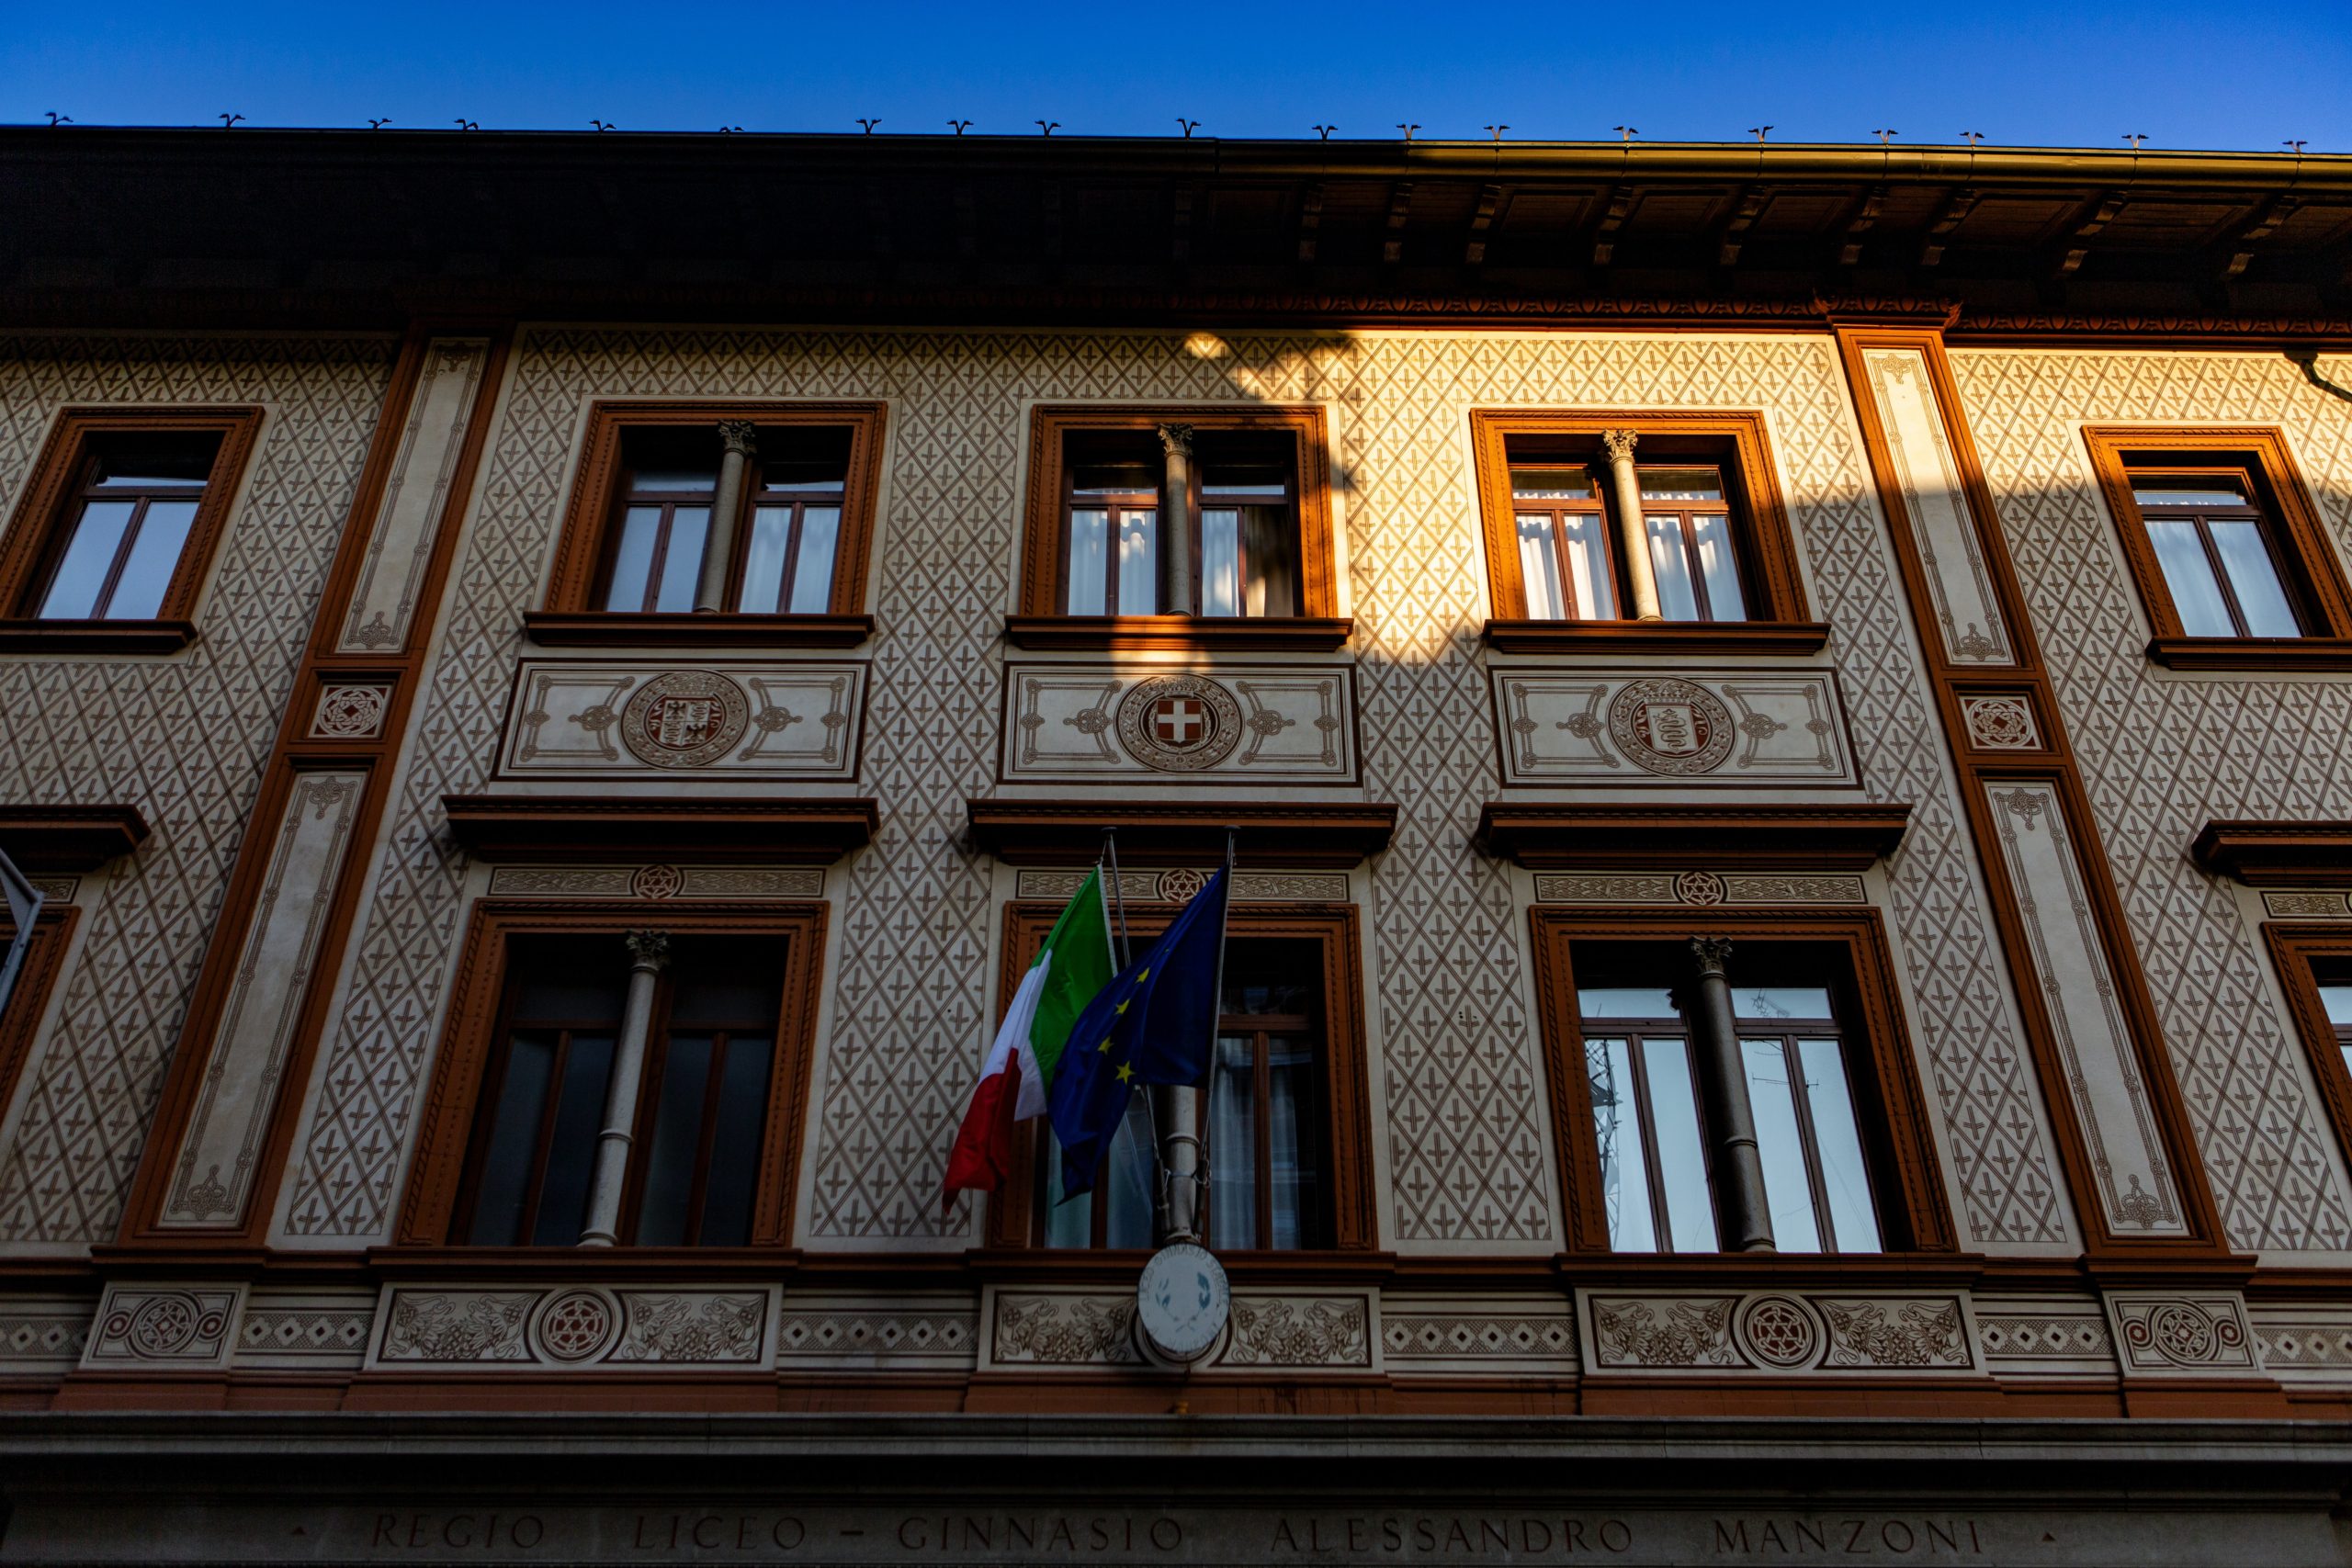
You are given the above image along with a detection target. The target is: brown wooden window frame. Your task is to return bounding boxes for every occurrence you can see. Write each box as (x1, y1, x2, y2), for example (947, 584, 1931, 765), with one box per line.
(527, 400, 887, 649)
(1529, 905, 1955, 1258)
(0, 904, 78, 1127)
(0, 407, 263, 655)
(1010, 405, 1349, 652)
(393, 899, 828, 1251)
(2083, 426, 2352, 671)
(983, 899, 1376, 1253)
(1469, 409, 1826, 657)
(2262, 924, 2352, 1174)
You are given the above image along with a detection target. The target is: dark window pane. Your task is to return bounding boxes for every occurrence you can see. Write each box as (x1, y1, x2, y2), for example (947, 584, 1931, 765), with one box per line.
(529, 1033, 615, 1246)
(2132, 477, 2250, 507)
(508, 946, 628, 1025)
(1578, 986, 1678, 1021)
(1510, 466, 1598, 501)
(666, 949, 784, 1029)
(1207, 1034, 1258, 1249)
(467, 1032, 558, 1247)
(698, 1035, 775, 1246)
(635, 1034, 715, 1247)
(90, 432, 216, 488)
(1638, 467, 1724, 501)
(1266, 1035, 1322, 1248)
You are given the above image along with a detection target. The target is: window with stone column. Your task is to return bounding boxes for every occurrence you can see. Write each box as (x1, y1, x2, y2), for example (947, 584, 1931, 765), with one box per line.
(394, 904, 827, 1249)
(1009, 405, 1348, 650)
(1530, 909, 1953, 1257)
(1469, 409, 1824, 654)
(527, 401, 887, 648)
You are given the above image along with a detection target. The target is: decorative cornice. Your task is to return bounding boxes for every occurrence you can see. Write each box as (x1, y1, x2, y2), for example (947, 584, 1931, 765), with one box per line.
(441, 795, 878, 865)
(0, 805, 153, 872)
(2191, 821, 2352, 887)
(1475, 803, 1911, 870)
(966, 797, 1396, 867)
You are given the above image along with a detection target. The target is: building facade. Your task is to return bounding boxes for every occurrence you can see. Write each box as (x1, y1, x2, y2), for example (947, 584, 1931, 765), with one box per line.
(3, 130, 2352, 1563)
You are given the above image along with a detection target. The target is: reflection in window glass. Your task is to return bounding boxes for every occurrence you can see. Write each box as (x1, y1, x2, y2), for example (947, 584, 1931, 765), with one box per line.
(1801, 1035, 1881, 1252)
(1066, 509, 1109, 615)
(1647, 516, 1703, 621)
(1741, 1037, 1822, 1252)
(787, 506, 841, 614)
(37, 501, 134, 618)
(1202, 509, 1241, 617)
(1584, 1036, 1656, 1250)
(2209, 520, 2299, 637)
(1644, 1038, 1719, 1252)
(1116, 510, 1158, 616)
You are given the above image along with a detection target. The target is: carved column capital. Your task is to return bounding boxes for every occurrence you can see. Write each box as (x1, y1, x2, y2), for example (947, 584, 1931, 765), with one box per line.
(717, 419, 759, 457)
(624, 930, 672, 969)
(1689, 935, 1734, 977)
(1599, 427, 1639, 465)
(1157, 422, 1196, 459)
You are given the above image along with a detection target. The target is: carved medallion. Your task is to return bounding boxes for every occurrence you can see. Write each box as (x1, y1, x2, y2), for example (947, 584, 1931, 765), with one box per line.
(1737, 1294, 1821, 1369)
(619, 671, 750, 769)
(1115, 674, 1242, 772)
(1606, 678, 1735, 775)
(534, 1290, 620, 1363)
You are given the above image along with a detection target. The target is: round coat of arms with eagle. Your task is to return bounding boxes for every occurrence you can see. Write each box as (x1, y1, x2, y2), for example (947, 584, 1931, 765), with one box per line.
(1114, 673, 1243, 772)
(1606, 677, 1736, 775)
(619, 670, 751, 769)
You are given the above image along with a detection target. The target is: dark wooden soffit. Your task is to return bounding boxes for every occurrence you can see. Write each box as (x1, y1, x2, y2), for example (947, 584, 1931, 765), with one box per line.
(7, 129, 2352, 334)
(2192, 820, 2352, 886)
(967, 798, 1397, 867)
(0, 805, 153, 873)
(442, 795, 877, 864)
(1476, 802, 1912, 870)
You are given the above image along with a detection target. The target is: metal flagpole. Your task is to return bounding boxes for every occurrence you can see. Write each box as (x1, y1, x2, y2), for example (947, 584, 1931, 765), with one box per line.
(1103, 827, 1132, 967)
(1102, 828, 1156, 1229)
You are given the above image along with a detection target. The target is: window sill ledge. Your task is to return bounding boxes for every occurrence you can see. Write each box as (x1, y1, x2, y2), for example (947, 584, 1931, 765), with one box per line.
(1483, 618, 1830, 656)
(523, 611, 876, 649)
(0, 618, 196, 655)
(1003, 615, 1352, 652)
(2147, 636, 2352, 671)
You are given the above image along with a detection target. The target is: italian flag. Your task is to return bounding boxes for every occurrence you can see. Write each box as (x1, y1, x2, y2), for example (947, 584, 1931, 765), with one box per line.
(942, 868, 1117, 1208)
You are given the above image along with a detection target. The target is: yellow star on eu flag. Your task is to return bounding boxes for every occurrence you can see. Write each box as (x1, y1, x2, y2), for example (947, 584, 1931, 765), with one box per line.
(1114, 1062, 1135, 1084)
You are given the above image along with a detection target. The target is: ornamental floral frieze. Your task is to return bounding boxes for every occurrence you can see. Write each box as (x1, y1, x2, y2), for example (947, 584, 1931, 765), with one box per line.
(1001, 662, 1359, 784)
(1579, 1291, 1979, 1374)
(981, 1288, 1379, 1371)
(1490, 669, 1858, 787)
(365, 1284, 777, 1371)
(497, 660, 865, 781)
(1532, 869, 1866, 907)
(1013, 868, 1350, 904)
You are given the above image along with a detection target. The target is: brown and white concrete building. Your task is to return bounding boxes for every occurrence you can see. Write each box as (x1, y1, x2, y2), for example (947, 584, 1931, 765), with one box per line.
(3, 128, 2352, 1563)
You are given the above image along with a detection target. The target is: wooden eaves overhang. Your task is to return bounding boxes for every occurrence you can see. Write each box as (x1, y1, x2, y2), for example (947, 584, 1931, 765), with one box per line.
(6, 129, 2352, 337)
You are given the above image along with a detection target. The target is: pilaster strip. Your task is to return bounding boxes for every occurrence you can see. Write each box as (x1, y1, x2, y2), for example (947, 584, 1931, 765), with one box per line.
(115, 327, 514, 1245)
(1835, 324, 2228, 1254)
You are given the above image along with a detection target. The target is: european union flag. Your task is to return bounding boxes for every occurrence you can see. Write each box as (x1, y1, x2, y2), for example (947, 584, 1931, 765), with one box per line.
(1046, 865, 1230, 1200)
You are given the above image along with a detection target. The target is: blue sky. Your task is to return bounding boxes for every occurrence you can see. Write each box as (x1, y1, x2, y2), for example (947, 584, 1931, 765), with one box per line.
(5, 2, 2347, 152)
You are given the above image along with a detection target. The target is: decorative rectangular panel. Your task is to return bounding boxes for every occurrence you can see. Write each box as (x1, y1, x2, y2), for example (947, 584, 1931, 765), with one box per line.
(81, 1283, 245, 1368)
(1855, 346, 2016, 665)
(1578, 1290, 1980, 1374)
(773, 1293, 978, 1371)
(159, 772, 368, 1228)
(0, 1293, 96, 1374)
(1982, 780, 2188, 1235)
(485, 864, 825, 899)
(232, 1289, 376, 1371)
(365, 1283, 778, 1370)
(497, 660, 865, 781)
(1001, 662, 1359, 784)
(980, 1288, 1374, 1371)
(338, 338, 490, 652)
(2103, 1292, 2258, 1375)
(1013, 868, 1350, 903)
(1491, 668, 1857, 786)
(1532, 870, 1866, 906)
(1380, 1294, 1578, 1374)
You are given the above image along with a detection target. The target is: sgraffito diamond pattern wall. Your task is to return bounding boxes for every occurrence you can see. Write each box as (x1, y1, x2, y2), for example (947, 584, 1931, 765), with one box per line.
(1950, 347, 2352, 1253)
(0, 334, 394, 1248)
(275, 327, 2066, 1249)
